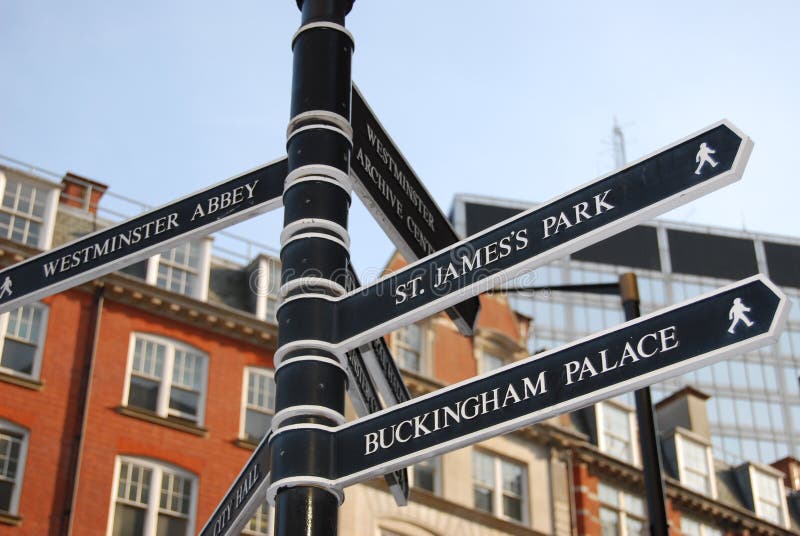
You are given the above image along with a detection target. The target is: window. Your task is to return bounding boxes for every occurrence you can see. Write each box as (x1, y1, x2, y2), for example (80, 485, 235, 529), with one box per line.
(394, 323, 424, 373)
(264, 259, 280, 323)
(110, 457, 196, 536)
(753, 468, 786, 526)
(0, 421, 28, 516)
(243, 502, 273, 535)
(677, 434, 714, 496)
(250, 256, 281, 324)
(411, 456, 440, 494)
(242, 368, 276, 443)
(598, 482, 645, 536)
(680, 515, 723, 536)
(145, 239, 211, 300)
(124, 334, 208, 425)
(0, 176, 50, 247)
(0, 303, 48, 379)
(598, 402, 637, 464)
(481, 351, 505, 374)
(472, 450, 528, 524)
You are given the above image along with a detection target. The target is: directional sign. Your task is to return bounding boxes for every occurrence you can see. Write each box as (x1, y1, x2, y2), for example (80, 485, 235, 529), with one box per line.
(319, 120, 753, 352)
(345, 346, 410, 505)
(198, 432, 271, 536)
(0, 157, 287, 315)
(361, 336, 411, 406)
(343, 264, 410, 505)
(345, 264, 412, 406)
(320, 275, 786, 487)
(350, 84, 480, 336)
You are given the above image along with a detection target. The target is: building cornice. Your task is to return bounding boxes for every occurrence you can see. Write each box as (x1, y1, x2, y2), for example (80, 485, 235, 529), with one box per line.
(99, 272, 278, 349)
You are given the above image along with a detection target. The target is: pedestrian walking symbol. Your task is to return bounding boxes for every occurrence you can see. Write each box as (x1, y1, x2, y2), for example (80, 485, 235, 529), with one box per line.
(728, 297, 754, 334)
(695, 142, 719, 175)
(0, 277, 12, 299)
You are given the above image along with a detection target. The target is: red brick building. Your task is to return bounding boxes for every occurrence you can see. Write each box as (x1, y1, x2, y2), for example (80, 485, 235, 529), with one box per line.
(1, 160, 799, 535)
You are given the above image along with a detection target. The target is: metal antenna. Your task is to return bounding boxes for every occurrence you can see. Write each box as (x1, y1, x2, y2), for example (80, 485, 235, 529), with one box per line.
(612, 116, 627, 169)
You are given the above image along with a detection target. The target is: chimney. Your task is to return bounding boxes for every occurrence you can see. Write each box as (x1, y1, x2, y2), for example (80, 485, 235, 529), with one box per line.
(654, 386, 711, 440)
(60, 172, 108, 214)
(771, 457, 800, 491)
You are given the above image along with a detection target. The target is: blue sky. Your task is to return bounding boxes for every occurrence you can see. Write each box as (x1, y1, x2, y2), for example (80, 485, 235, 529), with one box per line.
(1, 1, 798, 276)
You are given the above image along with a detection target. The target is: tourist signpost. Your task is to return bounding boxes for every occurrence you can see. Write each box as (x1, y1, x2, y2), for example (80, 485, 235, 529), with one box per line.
(269, 275, 788, 493)
(0, 158, 287, 314)
(350, 84, 480, 336)
(1, 2, 786, 535)
(342, 264, 411, 506)
(278, 120, 754, 355)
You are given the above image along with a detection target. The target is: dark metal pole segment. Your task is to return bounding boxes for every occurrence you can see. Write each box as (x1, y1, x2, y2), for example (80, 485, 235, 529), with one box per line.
(272, 1, 354, 535)
(619, 273, 670, 536)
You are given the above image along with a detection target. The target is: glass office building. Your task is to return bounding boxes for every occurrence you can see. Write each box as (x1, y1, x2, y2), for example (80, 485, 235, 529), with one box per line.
(451, 193, 800, 466)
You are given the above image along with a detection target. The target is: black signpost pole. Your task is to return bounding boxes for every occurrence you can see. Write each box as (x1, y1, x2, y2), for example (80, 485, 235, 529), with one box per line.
(619, 273, 670, 536)
(272, 1, 354, 534)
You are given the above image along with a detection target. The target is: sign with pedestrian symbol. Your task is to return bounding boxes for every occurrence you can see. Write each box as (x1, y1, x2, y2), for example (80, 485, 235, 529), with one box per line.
(695, 142, 718, 174)
(728, 297, 754, 333)
(0, 158, 287, 315)
(267, 275, 789, 494)
(277, 120, 754, 355)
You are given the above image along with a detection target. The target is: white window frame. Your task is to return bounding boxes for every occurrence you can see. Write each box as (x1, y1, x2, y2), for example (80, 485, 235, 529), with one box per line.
(242, 501, 274, 536)
(480, 350, 507, 374)
(750, 465, 789, 527)
(240, 367, 276, 443)
(145, 237, 212, 301)
(0, 171, 59, 250)
(410, 456, 441, 495)
(252, 256, 281, 324)
(392, 322, 428, 374)
(0, 302, 48, 380)
(597, 481, 646, 536)
(122, 333, 209, 426)
(675, 431, 717, 498)
(680, 514, 724, 536)
(0, 420, 28, 516)
(597, 400, 639, 466)
(472, 449, 529, 525)
(106, 456, 197, 536)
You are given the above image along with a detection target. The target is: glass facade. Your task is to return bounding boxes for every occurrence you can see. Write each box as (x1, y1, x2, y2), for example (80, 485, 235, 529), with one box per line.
(457, 195, 800, 466)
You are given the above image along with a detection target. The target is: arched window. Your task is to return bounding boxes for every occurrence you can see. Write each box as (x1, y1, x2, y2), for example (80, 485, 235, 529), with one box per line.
(108, 456, 197, 536)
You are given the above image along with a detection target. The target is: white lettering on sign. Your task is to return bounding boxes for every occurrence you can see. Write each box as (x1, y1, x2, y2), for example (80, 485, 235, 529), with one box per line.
(364, 371, 548, 455)
(433, 229, 529, 290)
(406, 215, 435, 256)
(364, 124, 435, 232)
(209, 462, 261, 535)
(541, 189, 615, 238)
(234, 463, 261, 509)
(191, 180, 260, 221)
(212, 503, 231, 535)
(564, 326, 679, 385)
(354, 148, 404, 221)
(393, 275, 424, 305)
(42, 213, 180, 278)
